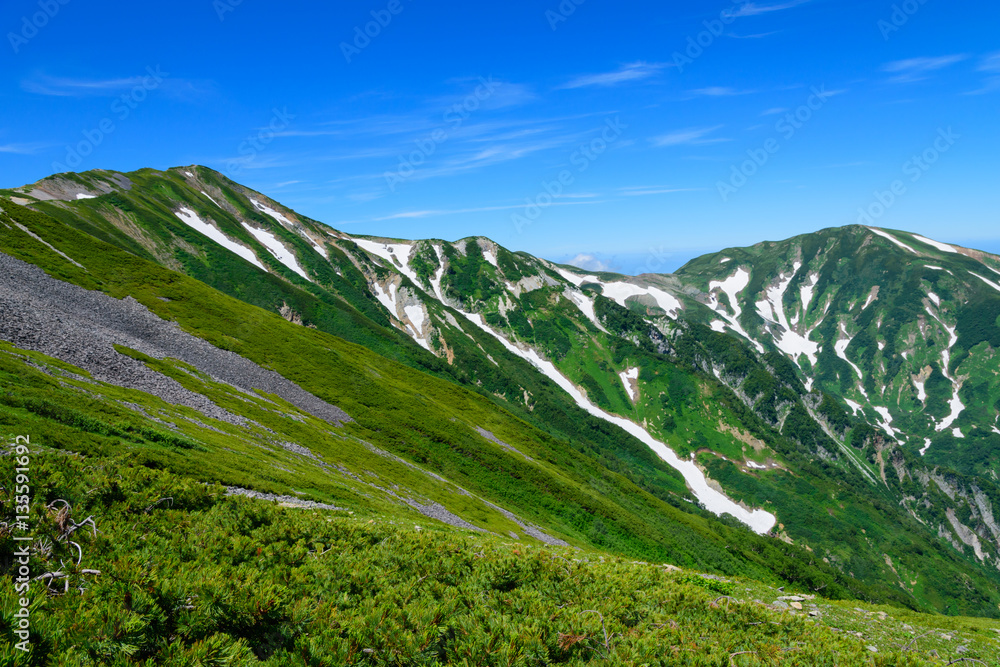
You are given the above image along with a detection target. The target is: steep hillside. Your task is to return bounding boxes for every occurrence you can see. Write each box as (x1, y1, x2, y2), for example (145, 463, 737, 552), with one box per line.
(3, 167, 1000, 618)
(675, 226, 1000, 571)
(9, 453, 1000, 665)
(0, 195, 881, 607)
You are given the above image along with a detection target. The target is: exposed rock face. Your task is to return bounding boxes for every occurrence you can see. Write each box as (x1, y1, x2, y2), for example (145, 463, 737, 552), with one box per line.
(0, 251, 350, 426)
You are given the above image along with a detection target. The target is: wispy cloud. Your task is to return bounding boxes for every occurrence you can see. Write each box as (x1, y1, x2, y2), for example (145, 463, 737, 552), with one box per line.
(760, 107, 788, 116)
(558, 62, 668, 90)
(980, 51, 1000, 73)
(881, 54, 968, 83)
(652, 126, 728, 147)
(966, 51, 1000, 95)
(688, 86, 755, 97)
(618, 186, 704, 196)
(0, 142, 49, 155)
(22, 74, 149, 97)
(364, 199, 606, 222)
(22, 72, 214, 101)
(729, 0, 811, 17)
(728, 31, 780, 39)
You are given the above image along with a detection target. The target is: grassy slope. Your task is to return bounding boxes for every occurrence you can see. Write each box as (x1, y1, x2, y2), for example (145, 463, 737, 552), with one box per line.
(8, 172, 1000, 618)
(0, 198, 896, 603)
(7, 451, 998, 666)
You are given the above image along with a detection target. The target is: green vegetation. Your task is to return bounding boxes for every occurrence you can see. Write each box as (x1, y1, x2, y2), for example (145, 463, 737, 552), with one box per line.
(7, 452, 996, 666)
(3, 168, 1000, 659)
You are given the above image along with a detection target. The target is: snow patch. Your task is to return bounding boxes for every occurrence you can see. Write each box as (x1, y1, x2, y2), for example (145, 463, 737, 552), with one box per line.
(200, 191, 223, 208)
(241, 223, 310, 281)
(952, 428, 965, 439)
(937, 393, 966, 433)
(920, 439, 932, 456)
(372, 282, 399, 317)
(483, 247, 498, 267)
(720, 257, 731, 264)
(403, 303, 432, 351)
(914, 379, 926, 402)
(845, 399, 862, 416)
(800, 273, 819, 314)
(565, 289, 606, 331)
(75, 193, 96, 200)
(924, 306, 965, 433)
(251, 199, 293, 228)
(430, 245, 447, 302)
(174, 208, 264, 270)
(874, 406, 901, 442)
(707, 268, 764, 352)
(353, 239, 422, 286)
(553, 266, 597, 287)
(456, 310, 776, 533)
(745, 460, 767, 470)
(927, 292, 940, 307)
(913, 234, 957, 254)
(619, 367, 639, 402)
(764, 263, 820, 366)
(868, 227, 918, 254)
(971, 272, 1000, 294)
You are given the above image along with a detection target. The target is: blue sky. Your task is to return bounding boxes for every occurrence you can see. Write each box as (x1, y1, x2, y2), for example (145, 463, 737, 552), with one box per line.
(2, 0, 998, 274)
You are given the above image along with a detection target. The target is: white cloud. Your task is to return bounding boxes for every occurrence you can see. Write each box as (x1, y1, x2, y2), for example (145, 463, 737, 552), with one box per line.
(652, 126, 727, 147)
(0, 142, 48, 155)
(369, 199, 606, 222)
(559, 62, 668, 89)
(618, 186, 703, 196)
(966, 51, 1000, 95)
(979, 51, 1000, 73)
(760, 107, 788, 116)
(568, 254, 610, 272)
(729, 0, 811, 17)
(688, 86, 754, 97)
(881, 55, 968, 83)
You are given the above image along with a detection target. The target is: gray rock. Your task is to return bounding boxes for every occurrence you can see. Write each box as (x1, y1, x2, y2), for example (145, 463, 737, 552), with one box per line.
(0, 251, 350, 427)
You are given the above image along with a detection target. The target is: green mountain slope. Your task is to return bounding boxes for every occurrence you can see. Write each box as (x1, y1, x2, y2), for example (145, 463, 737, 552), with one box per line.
(9, 453, 1000, 666)
(3, 167, 1000, 619)
(0, 194, 883, 608)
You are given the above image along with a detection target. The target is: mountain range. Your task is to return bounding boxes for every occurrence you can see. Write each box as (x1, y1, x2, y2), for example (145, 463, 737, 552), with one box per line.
(2, 165, 1000, 625)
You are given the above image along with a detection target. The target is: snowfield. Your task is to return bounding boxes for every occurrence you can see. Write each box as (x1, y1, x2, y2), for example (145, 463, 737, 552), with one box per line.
(707, 268, 764, 352)
(174, 208, 264, 270)
(241, 223, 310, 281)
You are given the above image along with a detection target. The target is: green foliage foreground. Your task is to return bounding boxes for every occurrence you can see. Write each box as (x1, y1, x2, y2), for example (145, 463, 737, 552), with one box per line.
(1, 452, 967, 666)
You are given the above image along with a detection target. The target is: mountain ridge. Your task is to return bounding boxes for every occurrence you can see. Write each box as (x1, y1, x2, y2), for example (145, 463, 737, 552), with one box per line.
(3, 164, 1000, 618)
